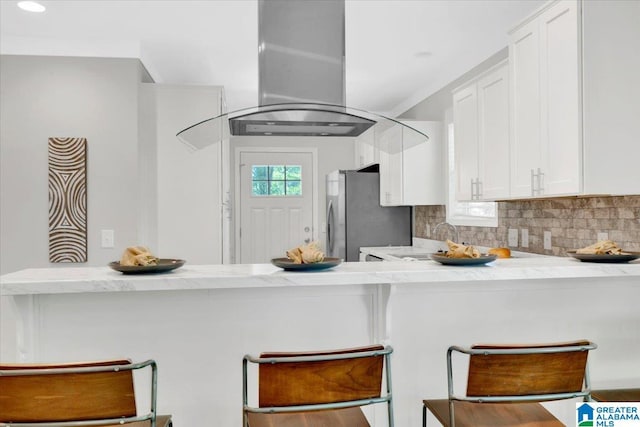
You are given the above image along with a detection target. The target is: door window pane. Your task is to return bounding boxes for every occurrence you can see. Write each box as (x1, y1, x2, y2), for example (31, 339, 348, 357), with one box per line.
(252, 166, 268, 180)
(252, 181, 269, 195)
(285, 166, 301, 180)
(269, 166, 285, 180)
(251, 165, 302, 196)
(269, 181, 285, 195)
(286, 181, 302, 195)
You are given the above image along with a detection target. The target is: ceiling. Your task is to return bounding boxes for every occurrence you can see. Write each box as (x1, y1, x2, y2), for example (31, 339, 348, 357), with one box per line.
(0, 0, 544, 117)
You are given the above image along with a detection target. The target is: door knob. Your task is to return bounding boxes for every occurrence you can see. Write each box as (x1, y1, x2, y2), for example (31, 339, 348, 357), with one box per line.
(304, 226, 310, 232)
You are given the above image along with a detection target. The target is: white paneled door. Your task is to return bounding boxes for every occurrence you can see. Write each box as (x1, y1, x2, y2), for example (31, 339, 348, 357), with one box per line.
(239, 150, 314, 263)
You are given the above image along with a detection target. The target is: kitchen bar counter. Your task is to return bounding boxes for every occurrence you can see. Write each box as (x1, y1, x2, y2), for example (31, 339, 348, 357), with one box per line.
(1, 255, 639, 427)
(2, 255, 638, 296)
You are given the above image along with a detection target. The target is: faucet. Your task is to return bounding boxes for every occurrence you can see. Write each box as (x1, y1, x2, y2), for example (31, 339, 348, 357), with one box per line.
(433, 222, 459, 243)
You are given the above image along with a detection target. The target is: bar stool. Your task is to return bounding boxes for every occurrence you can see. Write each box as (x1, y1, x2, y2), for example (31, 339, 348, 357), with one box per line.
(422, 340, 597, 427)
(0, 359, 172, 427)
(242, 344, 393, 427)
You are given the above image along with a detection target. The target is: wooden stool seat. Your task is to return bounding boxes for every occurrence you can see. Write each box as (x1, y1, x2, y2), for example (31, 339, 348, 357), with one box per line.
(246, 406, 369, 427)
(423, 399, 564, 427)
(591, 388, 640, 402)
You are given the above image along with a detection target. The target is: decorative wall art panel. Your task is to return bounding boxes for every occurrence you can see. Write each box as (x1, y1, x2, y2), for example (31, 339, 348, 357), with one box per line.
(48, 137, 87, 262)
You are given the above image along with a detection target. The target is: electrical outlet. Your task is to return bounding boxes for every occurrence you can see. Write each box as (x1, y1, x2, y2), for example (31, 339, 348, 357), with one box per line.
(508, 228, 518, 247)
(101, 229, 114, 248)
(597, 232, 609, 241)
(543, 231, 552, 250)
(521, 229, 529, 248)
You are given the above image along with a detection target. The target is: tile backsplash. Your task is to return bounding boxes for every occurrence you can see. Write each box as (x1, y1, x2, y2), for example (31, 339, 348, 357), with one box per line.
(415, 195, 640, 256)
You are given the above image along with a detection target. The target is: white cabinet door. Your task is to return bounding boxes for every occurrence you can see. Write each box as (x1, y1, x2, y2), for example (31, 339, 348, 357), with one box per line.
(452, 83, 479, 201)
(539, 0, 581, 195)
(354, 129, 378, 168)
(581, 0, 640, 195)
(509, 17, 541, 198)
(509, 0, 580, 198)
(401, 121, 444, 206)
(453, 61, 510, 202)
(378, 121, 443, 206)
(477, 63, 510, 200)
(378, 124, 403, 206)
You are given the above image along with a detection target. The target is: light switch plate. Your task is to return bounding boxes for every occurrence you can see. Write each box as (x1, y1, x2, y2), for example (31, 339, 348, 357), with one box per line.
(597, 232, 609, 241)
(101, 229, 114, 248)
(521, 229, 529, 248)
(543, 231, 552, 250)
(508, 228, 518, 247)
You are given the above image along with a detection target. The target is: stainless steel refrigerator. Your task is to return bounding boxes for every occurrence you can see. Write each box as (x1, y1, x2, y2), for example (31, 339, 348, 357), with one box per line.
(326, 165, 412, 261)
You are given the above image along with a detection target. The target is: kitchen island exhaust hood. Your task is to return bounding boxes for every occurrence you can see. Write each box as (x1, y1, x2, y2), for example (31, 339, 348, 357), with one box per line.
(177, 0, 427, 148)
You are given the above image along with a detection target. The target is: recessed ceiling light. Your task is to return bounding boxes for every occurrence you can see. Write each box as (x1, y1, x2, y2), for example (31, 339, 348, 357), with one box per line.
(17, 1, 46, 13)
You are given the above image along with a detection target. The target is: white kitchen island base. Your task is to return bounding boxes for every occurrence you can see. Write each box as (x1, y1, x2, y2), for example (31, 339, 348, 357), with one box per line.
(2, 259, 639, 426)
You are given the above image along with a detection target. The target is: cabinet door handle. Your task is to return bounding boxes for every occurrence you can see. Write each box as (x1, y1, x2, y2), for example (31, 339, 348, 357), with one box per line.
(471, 178, 482, 200)
(538, 168, 544, 195)
(531, 169, 536, 196)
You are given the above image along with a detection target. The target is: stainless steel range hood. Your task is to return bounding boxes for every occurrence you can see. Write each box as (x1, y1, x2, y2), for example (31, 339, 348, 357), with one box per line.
(228, 103, 375, 137)
(177, 0, 427, 147)
(227, 0, 375, 137)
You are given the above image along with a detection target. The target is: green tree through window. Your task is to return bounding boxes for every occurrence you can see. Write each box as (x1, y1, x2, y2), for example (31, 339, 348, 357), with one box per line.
(252, 165, 302, 196)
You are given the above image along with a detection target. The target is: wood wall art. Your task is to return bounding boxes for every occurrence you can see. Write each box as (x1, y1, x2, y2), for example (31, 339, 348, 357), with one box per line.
(48, 137, 87, 262)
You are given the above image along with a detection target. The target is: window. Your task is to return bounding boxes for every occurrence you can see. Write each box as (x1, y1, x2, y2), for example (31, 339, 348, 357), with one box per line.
(251, 165, 302, 196)
(446, 123, 498, 227)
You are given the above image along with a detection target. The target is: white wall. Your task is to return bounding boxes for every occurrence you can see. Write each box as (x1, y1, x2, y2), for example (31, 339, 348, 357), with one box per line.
(0, 55, 151, 360)
(0, 55, 150, 274)
(0, 57, 223, 361)
(139, 83, 223, 264)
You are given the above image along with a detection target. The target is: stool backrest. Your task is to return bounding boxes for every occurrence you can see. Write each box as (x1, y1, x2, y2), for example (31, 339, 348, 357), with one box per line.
(258, 345, 384, 407)
(0, 359, 136, 423)
(466, 340, 593, 397)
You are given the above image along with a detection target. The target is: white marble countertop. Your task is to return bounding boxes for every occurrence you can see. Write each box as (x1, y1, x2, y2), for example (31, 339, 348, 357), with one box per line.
(2, 252, 639, 296)
(360, 238, 547, 261)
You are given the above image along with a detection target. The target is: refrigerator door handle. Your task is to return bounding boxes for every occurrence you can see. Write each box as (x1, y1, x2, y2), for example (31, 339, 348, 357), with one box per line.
(327, 199, 334, 253)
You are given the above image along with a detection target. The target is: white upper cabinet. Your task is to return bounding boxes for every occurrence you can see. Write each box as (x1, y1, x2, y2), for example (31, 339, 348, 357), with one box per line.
(478, 63, 511, 200)
(375, 120, 444, 206)
(401, 121, 444, 206)
(453, 61, 510, 201)
(378, 123, 404, 206)
(510, 0, 581, 198)
(354, 129, 379, 168)
(509, 0, 640, 198)
(453, 83, 479, 201)
(580, 0, 640, 195)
